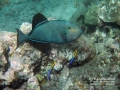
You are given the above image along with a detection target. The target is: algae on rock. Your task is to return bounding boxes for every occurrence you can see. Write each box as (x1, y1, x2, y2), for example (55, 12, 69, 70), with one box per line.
(84, 5, 99, 25)
(98, 0, 120, 25)
(84, 0, 120, 26)
(70, 3, 88, 23)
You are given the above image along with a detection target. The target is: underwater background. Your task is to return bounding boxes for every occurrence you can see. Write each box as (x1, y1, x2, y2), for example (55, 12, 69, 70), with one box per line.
(0, 0, 88, 32)
(0, 0, 120, 90)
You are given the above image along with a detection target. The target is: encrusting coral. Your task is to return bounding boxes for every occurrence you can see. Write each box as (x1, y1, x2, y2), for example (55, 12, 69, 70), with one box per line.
(84, 0, 120, 26)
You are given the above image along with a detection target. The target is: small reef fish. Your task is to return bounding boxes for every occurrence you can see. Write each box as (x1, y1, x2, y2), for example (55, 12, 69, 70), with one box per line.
(68, 49, 78, 66)
(73, 49, 78, 57)
(16, 13, 83, 48)
(47, 61, 56, 81)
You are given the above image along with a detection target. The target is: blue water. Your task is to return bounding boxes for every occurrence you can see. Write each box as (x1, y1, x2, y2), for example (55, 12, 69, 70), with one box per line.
(0, 0, 77, 32)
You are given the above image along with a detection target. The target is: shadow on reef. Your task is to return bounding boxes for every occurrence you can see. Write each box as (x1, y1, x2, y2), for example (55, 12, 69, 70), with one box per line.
(28, 41, 52, 74)
(68, 56, 91, 68)
(0, 79, 28, 89)
(3, 45, 10, 74)
(84, 20, 120, 34)
(28, 41, 52, 55)
(32, 55, 44, 74)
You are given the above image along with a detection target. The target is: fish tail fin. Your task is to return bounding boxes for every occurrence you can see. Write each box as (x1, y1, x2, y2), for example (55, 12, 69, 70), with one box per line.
(16, 29, 28, 49)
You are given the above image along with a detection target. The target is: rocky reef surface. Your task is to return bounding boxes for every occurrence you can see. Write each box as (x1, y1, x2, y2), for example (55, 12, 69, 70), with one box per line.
(0, 0, 120, 90)
(0, 22, 96, 90)
(84, 0, 120, 26)
(0, 23, 119, 90)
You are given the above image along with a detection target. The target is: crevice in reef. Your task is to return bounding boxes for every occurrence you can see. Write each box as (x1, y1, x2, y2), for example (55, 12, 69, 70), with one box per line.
(0, 79, 28, 90)
(3, 45, 10, 73)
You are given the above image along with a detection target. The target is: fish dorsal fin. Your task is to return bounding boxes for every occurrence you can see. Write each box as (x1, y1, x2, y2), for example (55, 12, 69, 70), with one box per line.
(32, 13, 48, 29)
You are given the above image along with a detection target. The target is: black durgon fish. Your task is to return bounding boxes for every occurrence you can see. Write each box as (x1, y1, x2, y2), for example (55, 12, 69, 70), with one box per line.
(16, 13, 83, 48)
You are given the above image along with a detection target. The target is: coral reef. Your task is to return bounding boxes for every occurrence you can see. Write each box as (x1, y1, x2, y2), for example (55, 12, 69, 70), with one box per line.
(0, 22, 96, 89)
(0, 41, 9, 72)
(1, 19, 120, 89)
(70, 2, 88, 23)
(84, 5, 99, 25)
(98, 0, 120, 25)
(84, 0, 120, 26)
(0, 30, 42, 89)
(20, 22, 32, 34)
(0, 1, 120, 89)
(27, 76, 40, 90)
